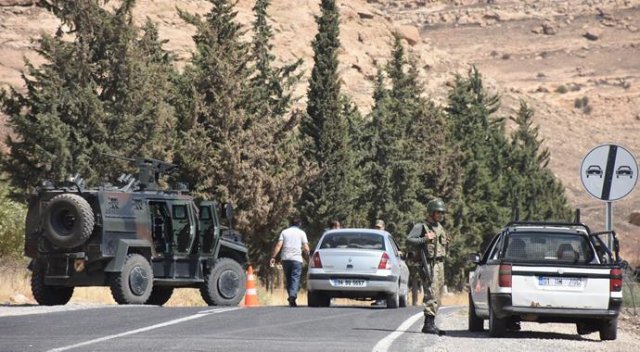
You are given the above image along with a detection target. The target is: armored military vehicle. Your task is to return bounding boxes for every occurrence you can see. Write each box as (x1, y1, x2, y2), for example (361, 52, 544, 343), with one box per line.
(24, 157, 248, 306)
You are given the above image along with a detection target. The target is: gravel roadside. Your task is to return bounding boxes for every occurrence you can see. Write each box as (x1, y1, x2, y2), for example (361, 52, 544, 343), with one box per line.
(404, 306, 640, 352)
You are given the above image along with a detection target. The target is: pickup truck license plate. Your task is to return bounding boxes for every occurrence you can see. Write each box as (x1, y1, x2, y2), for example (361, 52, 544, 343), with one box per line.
(332, 279, 366, 288)
(538, 276, 583, 288)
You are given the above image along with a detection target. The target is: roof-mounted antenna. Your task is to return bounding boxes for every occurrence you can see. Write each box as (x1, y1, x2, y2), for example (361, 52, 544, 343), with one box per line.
(574, 208, 581, 223)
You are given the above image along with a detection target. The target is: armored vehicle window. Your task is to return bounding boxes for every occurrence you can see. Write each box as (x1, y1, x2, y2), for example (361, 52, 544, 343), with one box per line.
(173, 205, 188, 220)
(200, 206, 212, 220)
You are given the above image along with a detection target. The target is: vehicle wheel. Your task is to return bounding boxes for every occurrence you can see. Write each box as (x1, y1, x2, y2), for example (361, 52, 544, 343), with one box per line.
(200, 258, 246, 306)
(31, 263, 74, 306)
(308, 290, 329, 307)
(488, 300, 507, 337)
(468, 292, 484, 332)
(599, 318, 617, 341)
(576, 322, 598, 335)
(110, 254, 153, 304)
(43, 193, 94, 248)
(399, 293, 407, 308)
(145, 286, 174, 306)
(386, 286, 399, 309)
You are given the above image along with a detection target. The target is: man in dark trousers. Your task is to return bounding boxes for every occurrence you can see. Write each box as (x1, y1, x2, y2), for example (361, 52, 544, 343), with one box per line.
(270, 218, 310, 307)
(406, 198, 448, 335)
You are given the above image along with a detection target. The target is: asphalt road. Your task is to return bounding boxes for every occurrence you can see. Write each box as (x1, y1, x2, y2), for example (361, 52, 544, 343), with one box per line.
(1, 304, 637, 352)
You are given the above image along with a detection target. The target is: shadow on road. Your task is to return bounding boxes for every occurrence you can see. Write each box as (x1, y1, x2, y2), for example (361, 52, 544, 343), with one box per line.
(443, 329, 595, 341)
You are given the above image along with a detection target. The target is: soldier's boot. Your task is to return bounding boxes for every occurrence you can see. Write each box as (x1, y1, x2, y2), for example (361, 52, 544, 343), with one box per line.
(421, 316, 446, 336)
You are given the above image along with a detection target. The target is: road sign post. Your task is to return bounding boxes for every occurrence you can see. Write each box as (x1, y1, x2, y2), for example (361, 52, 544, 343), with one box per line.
(581, 144, 638, 248)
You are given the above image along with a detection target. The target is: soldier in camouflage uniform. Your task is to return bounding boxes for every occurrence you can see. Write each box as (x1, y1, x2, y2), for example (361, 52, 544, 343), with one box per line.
(406, 198, 448, 335)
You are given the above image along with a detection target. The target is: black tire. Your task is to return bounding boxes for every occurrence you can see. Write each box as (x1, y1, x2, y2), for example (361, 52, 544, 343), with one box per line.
(599, 318, 617, 341)
(386, 286, 399, 309)
(399, 292, 407, 308)
(200, 258, 246, 306)
(576, 322, 598, 335)
(110, 254, 153, 304)
(489, 300, 507, 337)
(146, 286, 174, 306)
(31, 264, 74, 306)
(43, 194, 94, 248)
(468, 292, 484, 332)
(308, 290, 325, 307)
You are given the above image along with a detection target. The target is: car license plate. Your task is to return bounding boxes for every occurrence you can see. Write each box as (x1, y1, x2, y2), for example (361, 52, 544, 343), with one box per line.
(538, 276, 583, 288)
(332, 279, 366, 288)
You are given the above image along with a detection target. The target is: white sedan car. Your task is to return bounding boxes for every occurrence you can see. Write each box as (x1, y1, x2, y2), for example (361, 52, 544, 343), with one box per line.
(307, 229, 410, 308)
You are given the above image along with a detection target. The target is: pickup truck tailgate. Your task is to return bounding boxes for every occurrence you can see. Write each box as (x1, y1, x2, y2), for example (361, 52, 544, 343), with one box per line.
(511, 265, 611, 309)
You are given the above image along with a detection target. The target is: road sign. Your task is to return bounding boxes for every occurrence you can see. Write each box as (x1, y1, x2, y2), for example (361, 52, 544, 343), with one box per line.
(580, 144, 638, 201)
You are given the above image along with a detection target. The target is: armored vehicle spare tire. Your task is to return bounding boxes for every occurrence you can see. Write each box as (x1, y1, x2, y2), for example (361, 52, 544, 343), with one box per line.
(200, 258, 246, 306)
(43, 193, 94, 248)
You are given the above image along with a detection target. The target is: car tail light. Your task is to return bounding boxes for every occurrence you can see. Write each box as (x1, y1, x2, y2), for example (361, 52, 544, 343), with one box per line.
(311, 252, 322, 268)
(498, 264, 512, 288)
(610, 268, 622, 292)
(378, 252, 391, 270)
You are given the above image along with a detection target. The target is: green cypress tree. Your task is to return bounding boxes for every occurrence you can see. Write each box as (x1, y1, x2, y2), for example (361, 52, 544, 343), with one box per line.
(1, 0, 176, 199)
(299, 0, 360, 242)
(506, 101, 572, 221)
(445, 66, 510, 288)
(175, 0, 308, 274)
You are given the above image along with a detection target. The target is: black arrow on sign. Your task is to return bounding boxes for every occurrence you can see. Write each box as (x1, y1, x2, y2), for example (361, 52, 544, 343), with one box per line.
(601, 145, 617, 200)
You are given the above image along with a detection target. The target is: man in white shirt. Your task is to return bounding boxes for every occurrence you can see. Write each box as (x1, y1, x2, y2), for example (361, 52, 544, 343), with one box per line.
(270, 218, 310, 307)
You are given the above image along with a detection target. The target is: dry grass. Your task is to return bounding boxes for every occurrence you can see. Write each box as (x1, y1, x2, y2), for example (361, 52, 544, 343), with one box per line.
(0, 259, 466, 307)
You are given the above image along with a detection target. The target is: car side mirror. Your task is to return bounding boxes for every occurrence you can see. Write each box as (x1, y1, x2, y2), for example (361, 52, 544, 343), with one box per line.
(468, 253, 481, 264)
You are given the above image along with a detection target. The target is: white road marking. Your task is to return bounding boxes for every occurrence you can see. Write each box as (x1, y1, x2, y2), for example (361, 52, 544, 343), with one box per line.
(372, 306, 456, 352)
(47, 307, 241, 352)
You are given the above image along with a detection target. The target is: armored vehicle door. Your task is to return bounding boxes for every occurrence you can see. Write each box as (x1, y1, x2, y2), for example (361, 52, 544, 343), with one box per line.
(198, 201, 220, 255)
(169, 201, 197, 256)
(149, 201, 171, 256)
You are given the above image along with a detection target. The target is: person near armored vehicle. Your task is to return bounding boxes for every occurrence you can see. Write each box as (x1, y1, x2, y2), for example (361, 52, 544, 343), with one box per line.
(270, 218, 310, 307)
(406, 198, 448, 335)
(374, 219, 385, 230)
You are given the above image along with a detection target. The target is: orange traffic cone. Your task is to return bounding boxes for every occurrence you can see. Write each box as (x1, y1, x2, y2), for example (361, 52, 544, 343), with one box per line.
(244, 265, 259, 307)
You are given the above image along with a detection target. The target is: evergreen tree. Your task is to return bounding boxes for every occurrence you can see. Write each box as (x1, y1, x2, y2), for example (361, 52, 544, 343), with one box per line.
(505, 101, 572, 221)
(175, 0, 307, 275)
(445, 66, 510, 288)
(299, 0, 360, 242)
(0, 0, 176, 198)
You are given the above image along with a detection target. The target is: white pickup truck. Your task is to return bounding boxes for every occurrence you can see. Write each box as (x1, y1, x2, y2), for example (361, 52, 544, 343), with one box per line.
(468, 221, 623, 340)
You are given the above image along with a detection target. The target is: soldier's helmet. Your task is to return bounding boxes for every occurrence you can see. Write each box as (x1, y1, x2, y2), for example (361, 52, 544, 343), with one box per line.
(427, 198, 446, 213)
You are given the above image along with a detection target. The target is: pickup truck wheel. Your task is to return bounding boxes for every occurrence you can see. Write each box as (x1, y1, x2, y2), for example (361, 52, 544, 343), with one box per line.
(110, 254, 153, 304)
(468, 292, 484, 332)
(31, 264, 74, 306)
(489, 301, 507, 337)
(145, 286, 174, 306)
(576, 322, 598, 335)
(599, 318, 617, 340)
(200, 258, 246, 306)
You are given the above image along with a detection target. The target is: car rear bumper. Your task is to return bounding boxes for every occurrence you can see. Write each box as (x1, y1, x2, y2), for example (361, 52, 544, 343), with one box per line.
(491, 293, 622, 322)
(307, 273, 399, 297)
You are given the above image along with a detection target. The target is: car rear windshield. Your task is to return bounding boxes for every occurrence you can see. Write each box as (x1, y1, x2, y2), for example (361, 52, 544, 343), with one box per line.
(319, 232, 386, 250)
(504, 232, 594, 264)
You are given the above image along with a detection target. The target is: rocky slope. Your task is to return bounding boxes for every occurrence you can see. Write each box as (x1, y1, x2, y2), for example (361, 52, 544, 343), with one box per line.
(1, 0, 639, 263)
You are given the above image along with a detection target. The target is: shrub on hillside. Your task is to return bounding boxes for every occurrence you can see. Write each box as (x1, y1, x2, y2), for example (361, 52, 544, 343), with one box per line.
(0, 182, 26, 258)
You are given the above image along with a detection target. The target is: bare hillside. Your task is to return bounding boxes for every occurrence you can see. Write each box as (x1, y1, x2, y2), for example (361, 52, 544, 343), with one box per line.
(0, 0, 639, 263)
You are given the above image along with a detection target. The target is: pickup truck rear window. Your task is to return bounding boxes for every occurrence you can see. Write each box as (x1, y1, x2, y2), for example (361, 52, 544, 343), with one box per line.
(504, 232, 594, 264)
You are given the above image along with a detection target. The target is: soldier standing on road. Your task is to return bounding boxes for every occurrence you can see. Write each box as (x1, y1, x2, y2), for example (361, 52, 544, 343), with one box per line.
(270, 218, 310, 307)
(406, 198, 448, 335)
